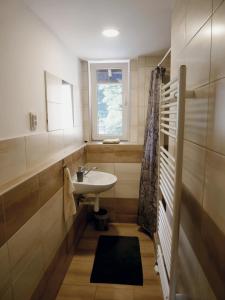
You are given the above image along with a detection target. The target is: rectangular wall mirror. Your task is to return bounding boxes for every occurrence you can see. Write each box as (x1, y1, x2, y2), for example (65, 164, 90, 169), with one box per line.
(45, 71, 74, 131)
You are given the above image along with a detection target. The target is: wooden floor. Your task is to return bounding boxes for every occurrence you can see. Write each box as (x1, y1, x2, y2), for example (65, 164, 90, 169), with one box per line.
(56, 223, 163, 300)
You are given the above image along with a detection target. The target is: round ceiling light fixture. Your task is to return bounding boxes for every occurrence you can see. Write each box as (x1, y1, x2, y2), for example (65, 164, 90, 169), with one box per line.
(102, 28, 120, 38)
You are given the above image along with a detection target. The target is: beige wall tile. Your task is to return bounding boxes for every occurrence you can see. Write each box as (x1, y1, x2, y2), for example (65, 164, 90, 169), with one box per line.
(211, 1, 225, 81)
(12, 245, 44, 300)
(171, 49, 186, 80)
(115, 182, 140, 199)
(130, 59, 138, 71)
(0, 197, 6, 247)
(42, 217, 65, 269)
(114, 145, 143, 163)
(7, 211, 42, 282)
(63, 127, 82, 149)
(40, 189, 65, 268)
(186, 0, 212, 43)
(213, 0, 224, 11)
(207, 79, 225, 155)
(203, 150, 225, 234)
(116, 198, 138, 215)
(185, 20, 211, 89)
(25, 133, 49, 169)
(114, 163, 141, 181)
(0, 137, 26, 186)
(177, 228, 213, 300)
(171, 0, 186, 58)
(114, 163, 140, 198)
(40, 189, 63, 234)
(182, 141, 206, 204)
(3, 175, 40, 240)
(39, 161, 63, 207)
(0, 243, 11, 296)
(48, 130, 64, 156)
(184, 85, 209, 146)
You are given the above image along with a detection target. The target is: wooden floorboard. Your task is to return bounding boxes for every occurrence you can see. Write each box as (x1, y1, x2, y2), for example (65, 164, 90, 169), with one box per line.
(56, 223, 163, 300)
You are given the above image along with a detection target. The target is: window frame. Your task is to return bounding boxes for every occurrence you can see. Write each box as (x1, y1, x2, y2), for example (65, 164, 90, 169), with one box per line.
(89, 61, 130, 141)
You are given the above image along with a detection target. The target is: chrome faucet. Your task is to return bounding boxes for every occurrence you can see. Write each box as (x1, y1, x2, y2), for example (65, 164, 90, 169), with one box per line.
(80, 166, 97, 176)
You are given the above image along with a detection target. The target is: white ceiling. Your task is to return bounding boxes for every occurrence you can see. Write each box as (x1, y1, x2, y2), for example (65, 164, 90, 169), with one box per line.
(24, 0, 172, 60)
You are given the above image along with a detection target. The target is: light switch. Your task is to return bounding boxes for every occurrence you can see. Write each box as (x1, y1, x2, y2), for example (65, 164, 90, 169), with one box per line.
(29, 112, 37, 131)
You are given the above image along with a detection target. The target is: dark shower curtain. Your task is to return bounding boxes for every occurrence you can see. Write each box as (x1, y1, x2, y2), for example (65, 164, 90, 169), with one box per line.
(138, 66, 165, 237)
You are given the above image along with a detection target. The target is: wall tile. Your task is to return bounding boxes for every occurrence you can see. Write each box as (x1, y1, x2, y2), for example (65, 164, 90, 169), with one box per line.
(201, 209, 225, 300)
(182, 141, 206, 204)
(0, 137, 26, 186)
(48, 130, 64, 156)
(40, 189, 63, 234)
(114, 145, 143, 163)
(86, 145, 115, 163)
(184, 85, 209, 146)
(211, 2, 225, 81)
(177, 227, 215, 300)
(114, 163, 141, 198)
(3, 175, 39, 240)
(207, 78, 225, 154)
(115, 182, 140, 199)
(0, 197, 6, 247)
(0, 243, 11, 297)
(39, 161, 63, 207)
(25, 133, 49, 169)
(63, 127, 79, 149)
(40, 189, 65, 269)
(213, 0, 224, 11)
(203, 150, 225, 234)
(186, 0, 212, 43)
(171, 49, 186, 80)
(7, 211, 42, 282)
(171, 0, 187, 59)
(12, 245, 44, 300)
(185, 20, 211, 89)
(116, 198, 138, 215)
(114, 163, 141, 181)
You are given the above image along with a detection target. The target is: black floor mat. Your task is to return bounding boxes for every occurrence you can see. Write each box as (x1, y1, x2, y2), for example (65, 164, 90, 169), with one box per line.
(90, 235, 143, 286)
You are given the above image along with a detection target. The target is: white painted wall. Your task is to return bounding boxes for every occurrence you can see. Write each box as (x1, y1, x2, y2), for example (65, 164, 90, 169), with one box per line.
(0, 0, 82, 139)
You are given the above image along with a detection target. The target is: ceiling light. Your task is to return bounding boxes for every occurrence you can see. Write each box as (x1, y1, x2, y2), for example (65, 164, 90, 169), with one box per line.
(102, 28, 120, 38)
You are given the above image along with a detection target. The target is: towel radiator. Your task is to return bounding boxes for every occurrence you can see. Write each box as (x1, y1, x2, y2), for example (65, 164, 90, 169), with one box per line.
(157, 65, 188, 300)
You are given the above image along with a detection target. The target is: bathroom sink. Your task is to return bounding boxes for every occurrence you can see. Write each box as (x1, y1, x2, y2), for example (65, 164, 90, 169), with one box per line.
(72, 170, 117, 195)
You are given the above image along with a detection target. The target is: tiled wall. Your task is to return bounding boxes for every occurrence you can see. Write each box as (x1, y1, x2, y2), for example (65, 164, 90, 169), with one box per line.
(81, 56, 170, 144)
(0, 131, 84, 191)
(86, 144, 143, 222)
(0, 147, 87, 300)
(171, 1, 225, 299)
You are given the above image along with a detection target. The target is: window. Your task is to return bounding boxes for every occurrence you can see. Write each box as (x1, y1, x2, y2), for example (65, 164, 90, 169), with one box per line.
(89, 61, 129, 140)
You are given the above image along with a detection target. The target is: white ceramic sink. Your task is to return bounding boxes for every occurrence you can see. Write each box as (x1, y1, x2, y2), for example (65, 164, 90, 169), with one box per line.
(72, 170, 117, 195)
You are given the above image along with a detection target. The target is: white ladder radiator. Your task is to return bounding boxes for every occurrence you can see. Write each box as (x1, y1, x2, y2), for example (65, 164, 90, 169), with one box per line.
(157, 65, 189, 300)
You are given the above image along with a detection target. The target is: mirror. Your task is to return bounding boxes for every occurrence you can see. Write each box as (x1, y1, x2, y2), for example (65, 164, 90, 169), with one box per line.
(45, 71, 74, 131)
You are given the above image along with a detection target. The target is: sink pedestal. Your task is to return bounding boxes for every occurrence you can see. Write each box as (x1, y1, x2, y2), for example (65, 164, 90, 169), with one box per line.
(94, 194, 100, 212)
